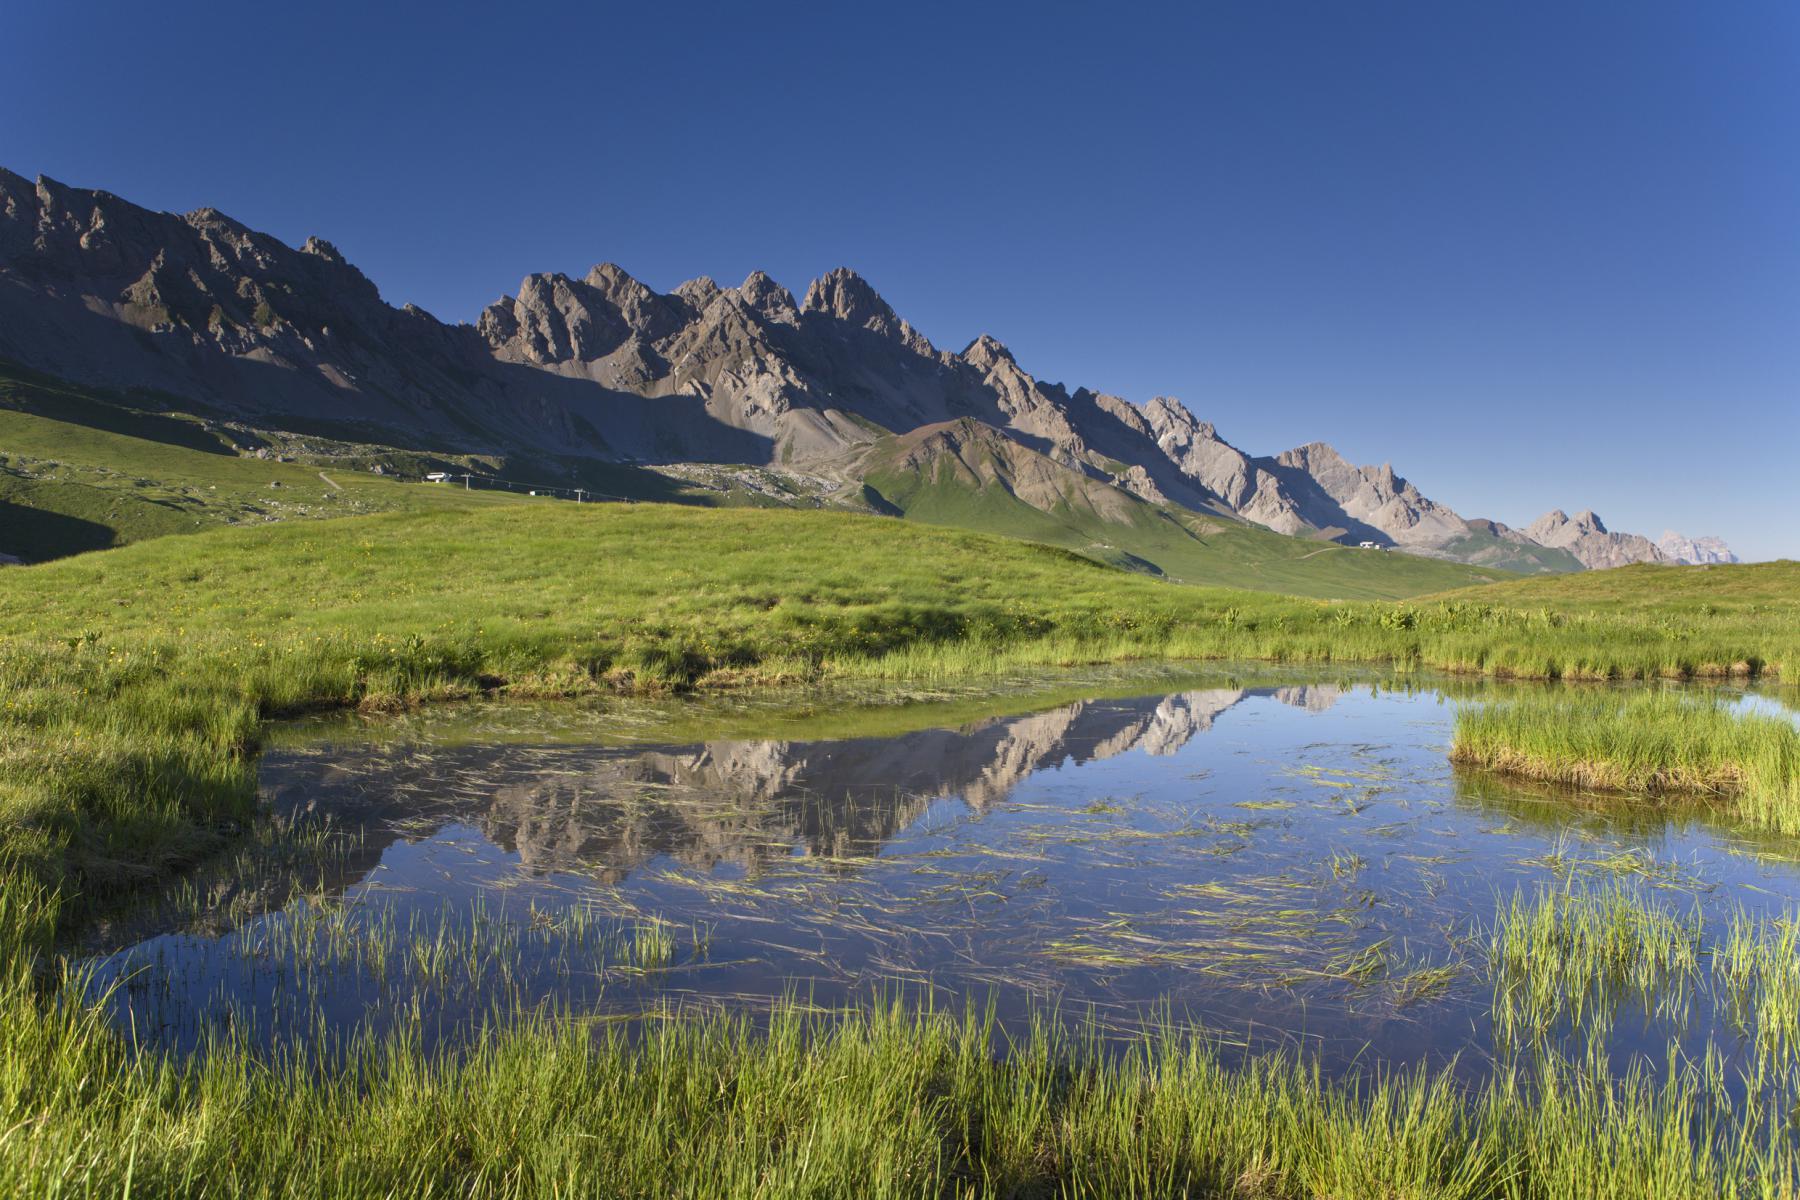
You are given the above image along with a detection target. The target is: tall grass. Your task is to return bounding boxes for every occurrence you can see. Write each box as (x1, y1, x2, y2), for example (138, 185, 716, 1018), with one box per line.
(1453, 691, 1800, 831)
(1489, 883, 1704, 1043)
(1, 976, 1793, 1198)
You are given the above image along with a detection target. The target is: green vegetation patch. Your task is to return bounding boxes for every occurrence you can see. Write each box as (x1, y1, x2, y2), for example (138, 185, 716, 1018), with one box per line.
(0, 360, 738, 562)
(1452, 691, 1800, 831)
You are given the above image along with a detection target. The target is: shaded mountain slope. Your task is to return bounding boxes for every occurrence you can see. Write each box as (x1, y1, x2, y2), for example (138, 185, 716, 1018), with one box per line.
(855, 419, 1508, 598)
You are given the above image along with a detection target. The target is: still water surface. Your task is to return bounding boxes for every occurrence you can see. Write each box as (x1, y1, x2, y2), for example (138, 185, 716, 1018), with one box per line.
(82, 668, 1800, 1084)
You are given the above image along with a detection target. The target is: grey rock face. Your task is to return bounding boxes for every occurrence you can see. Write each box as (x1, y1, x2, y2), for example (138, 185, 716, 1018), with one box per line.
(1520, 509, 1668, 569)
(1272, 443, 1465, 547)
(1657, 531, 1738, 565)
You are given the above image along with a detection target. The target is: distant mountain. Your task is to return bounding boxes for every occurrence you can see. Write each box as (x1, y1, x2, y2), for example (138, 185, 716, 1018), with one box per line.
(1657, 531, 1738, 565)
(0, 166, 1699, 573)
(1519, 509, 1668, 570)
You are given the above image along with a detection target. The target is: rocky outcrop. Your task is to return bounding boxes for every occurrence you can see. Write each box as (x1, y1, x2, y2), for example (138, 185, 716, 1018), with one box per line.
(861, 417, 1150, 526)
(1128, 401, 1587, 570)
(1141, 398, 1294, 524)
(1521, 510, 1667, 570)
(1657, 531, 1738, 565)
(1271, 443, 1466, 546)
(0, 168, 538, 445)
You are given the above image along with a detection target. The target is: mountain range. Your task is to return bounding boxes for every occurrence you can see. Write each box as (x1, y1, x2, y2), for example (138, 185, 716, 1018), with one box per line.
(0, 168, 1735, 573)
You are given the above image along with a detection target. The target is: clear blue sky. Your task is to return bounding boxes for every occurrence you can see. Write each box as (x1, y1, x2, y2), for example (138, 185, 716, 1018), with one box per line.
(6, 1, 1796, 558)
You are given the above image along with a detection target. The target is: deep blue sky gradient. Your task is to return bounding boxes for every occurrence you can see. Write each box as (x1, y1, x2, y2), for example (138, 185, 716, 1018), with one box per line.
(5, 1, 1796, 557)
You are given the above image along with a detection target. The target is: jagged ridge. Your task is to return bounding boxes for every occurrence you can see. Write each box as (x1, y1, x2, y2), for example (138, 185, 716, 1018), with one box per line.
(0, 166, 1729, 570)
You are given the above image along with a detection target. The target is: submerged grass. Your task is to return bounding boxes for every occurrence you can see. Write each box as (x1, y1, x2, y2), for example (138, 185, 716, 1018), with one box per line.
(1453, 690, 1800, 832)
(1489, 883, 1705, 1043)
(19, 853, 1800, 1193)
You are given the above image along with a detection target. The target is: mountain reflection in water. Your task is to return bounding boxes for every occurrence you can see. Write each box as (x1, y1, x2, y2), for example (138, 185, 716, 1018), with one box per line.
(266, 686, 1343, 883)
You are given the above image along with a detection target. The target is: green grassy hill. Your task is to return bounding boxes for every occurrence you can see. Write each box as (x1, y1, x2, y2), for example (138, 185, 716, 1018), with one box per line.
(1432, 558, 1800, 632)
(858, 419, 1509, 599)
(1430, 527, 1585, 574)
(3, 504, 1789, 683)
(0, 364, 527, 560)
(0, 361, 736, 562)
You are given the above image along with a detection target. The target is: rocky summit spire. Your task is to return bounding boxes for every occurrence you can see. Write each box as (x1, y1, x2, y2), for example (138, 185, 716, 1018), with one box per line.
(300, 236, 347, 264)
(672, 276, 723, 311)
(738, 270, 798, 323)
(801, 267, 900, 335)
(960, 333, 1017, 370)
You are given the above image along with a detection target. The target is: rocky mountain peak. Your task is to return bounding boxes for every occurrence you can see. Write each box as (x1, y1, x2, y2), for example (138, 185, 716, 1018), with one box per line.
(1277, 441, 1348, 471)
(1529, 509, 1609, 537)
(300, 236, 347, 264)
(1141, 396, 1217, 443)
(583, 261, 651, 305)
(183, 206, 251, 236)
(802, 267, 899, 332)
(672, 276, 722, 310)
(1522, 508, 1665, 569)
(737, 270, 798, 323)
(1658, 531, 1738, 565)
(581, 262, 684, 342)
(960, 333, 1016, 370)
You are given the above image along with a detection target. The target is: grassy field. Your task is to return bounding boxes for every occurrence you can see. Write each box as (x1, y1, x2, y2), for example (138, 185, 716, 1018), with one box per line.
(1453, 690, 1800, 831)
(1446, 559, 1800, 630)
(0, 374, 516, 562)
(0, 360, 730, 563)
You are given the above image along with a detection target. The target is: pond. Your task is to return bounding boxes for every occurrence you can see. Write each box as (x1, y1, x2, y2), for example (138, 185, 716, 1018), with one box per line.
(79, 666, 1800, 1091)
